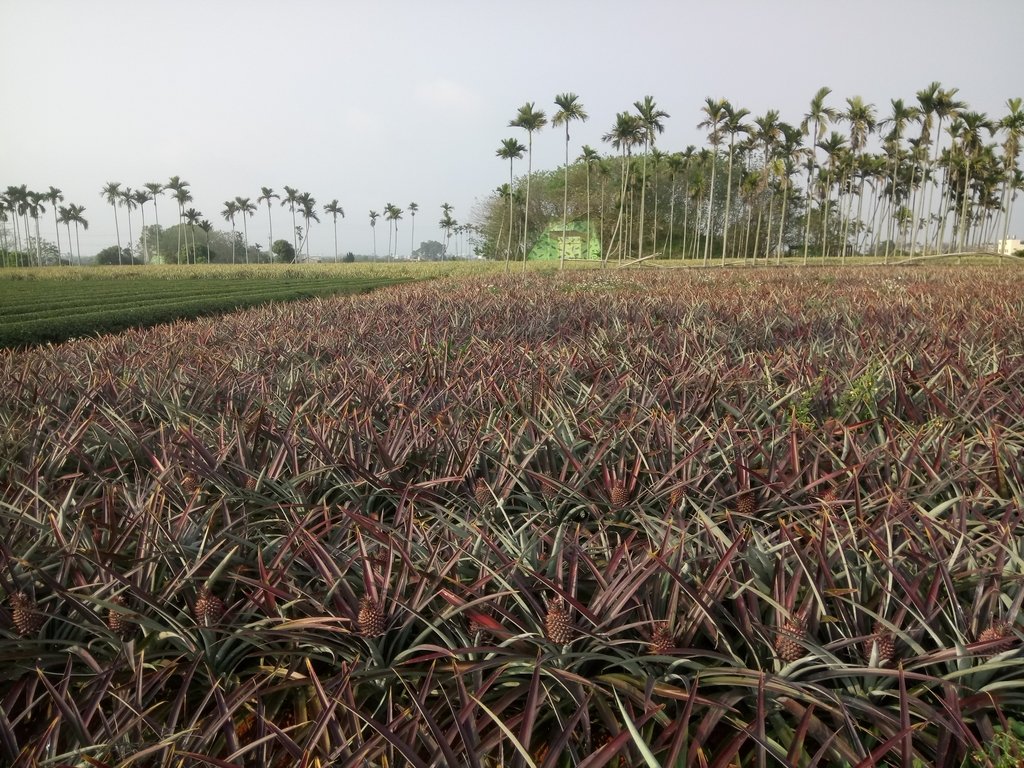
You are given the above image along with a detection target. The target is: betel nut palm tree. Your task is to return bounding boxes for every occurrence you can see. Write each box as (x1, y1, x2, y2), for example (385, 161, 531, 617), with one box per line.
(165, 176, 191, 263)
(132, 188, 153, 263)
(385, 204, 402, 259)
(235, 196, 257, 264)
(369, 210, 379, 259)
(552, 92, 588, 269)
(198, 219, 213, 262)
(297, 192, 319, 261)
(602, 111, 643, 264)
(44, 186, 64, 263)
(496, 137, 526, 270)
(408, 202, 419, 258)
(184, 207, 202, 263)
(698, 98, 728, 265)
(579, 144, 600, 259)
(144, 182, 164, 262)
(801, 87, 839, 263)
(439, 202, 455, 259)
(281, 186, 301, 257)
(634, 95, 669, 261)
(101, 181, 123, 265)
(120, 186, 137, 263)
(258, 187, 279, 262)
(323, 199, 345, 261)
(221, 200, 239, 263)
(510, 102, 547, 270)
(720, 101, 750, 264)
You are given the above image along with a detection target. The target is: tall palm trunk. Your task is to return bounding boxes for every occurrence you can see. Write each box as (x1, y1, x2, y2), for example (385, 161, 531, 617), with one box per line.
(63, 220, 73, 265)
(560, 123, 570, 269)
(51, 206, 62, 264)
(820, 170, 834, 263)
(139, 205, 148, 264)
(522, 134, 534, 272)
(667, 170, 677, 259)
(927, 119, 948, 253)
(681, 175, 692, 260)
(125, 207, 134, 264)
(721, 137, 737, 265)
(265, 205, 274, 262)
(957, 154, 974, 253)
(505, 160, 515, 272)
(152, 200, 161, 263)
(637, 141, 649, 259)
(111, 203, 122, 265)
(585, 164, 592, 259)
(651, 164, 661, 257)
(703, 155, 718, 265)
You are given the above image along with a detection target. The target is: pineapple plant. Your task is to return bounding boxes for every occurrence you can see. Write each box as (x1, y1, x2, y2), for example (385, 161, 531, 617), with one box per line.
(358, 596, 386, 637)
(544, 598, 574, 645)
(775, 615, 808, 663)
(194, 586, 225, 627)
(9, 591, 44, 636)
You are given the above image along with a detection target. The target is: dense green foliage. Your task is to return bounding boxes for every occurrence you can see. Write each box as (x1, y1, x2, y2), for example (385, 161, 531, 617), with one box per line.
(95, 245, 143, 266)
(272, 238, 296, 263)
(2, 268, 1024, 765)
(484, 89, 1024, 267)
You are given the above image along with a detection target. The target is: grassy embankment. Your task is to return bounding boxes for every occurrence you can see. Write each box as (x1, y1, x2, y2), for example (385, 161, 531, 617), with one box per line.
(0, 262, 496, 348)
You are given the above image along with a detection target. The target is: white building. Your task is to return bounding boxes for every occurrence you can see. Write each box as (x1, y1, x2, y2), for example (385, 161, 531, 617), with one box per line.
(998, 238, 1022, 256)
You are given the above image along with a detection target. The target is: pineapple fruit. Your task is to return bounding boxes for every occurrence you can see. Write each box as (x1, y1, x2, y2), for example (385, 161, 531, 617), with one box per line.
(544, 598, 574, 645)
(610, 481, 629, 508)
(862, 622, 895, 665)
(10, 592, 44, 636)
(358, 597, 386, 637)
(194, 586, 226, 627)
(977, 621, 1016, 654)
(473, 478, 490, 506)
(107, 595, 130, 637)
(774, 615, 807, 662)
(648, 621, 674, 655)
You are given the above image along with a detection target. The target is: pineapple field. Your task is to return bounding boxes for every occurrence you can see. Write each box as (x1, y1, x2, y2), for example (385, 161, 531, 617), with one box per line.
(3, 266, 1024, 767)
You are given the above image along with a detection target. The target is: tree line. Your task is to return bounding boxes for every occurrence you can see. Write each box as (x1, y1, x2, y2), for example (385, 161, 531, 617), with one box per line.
(1, 180, 467, 266)
(484, 85, 1024, 267)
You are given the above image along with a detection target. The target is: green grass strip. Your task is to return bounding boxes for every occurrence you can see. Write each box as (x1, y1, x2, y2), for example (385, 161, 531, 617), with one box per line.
(0, 277, 406, 348)
(0, 278, 389, 321)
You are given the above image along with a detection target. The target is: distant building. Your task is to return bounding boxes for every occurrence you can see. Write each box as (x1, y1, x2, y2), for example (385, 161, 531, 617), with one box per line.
(998, 238, 1022, 256)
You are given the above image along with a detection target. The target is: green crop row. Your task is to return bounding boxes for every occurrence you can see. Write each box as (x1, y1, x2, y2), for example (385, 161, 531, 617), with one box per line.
(0, 277, 397, 320)
(0, 277, 406, 347)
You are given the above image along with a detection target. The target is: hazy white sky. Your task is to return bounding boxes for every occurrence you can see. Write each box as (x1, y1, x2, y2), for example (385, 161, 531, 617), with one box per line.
(2, 0, 1022, 258)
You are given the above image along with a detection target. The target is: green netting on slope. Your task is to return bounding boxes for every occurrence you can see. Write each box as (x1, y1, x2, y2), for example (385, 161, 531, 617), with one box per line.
(527, 222, 601, 260)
